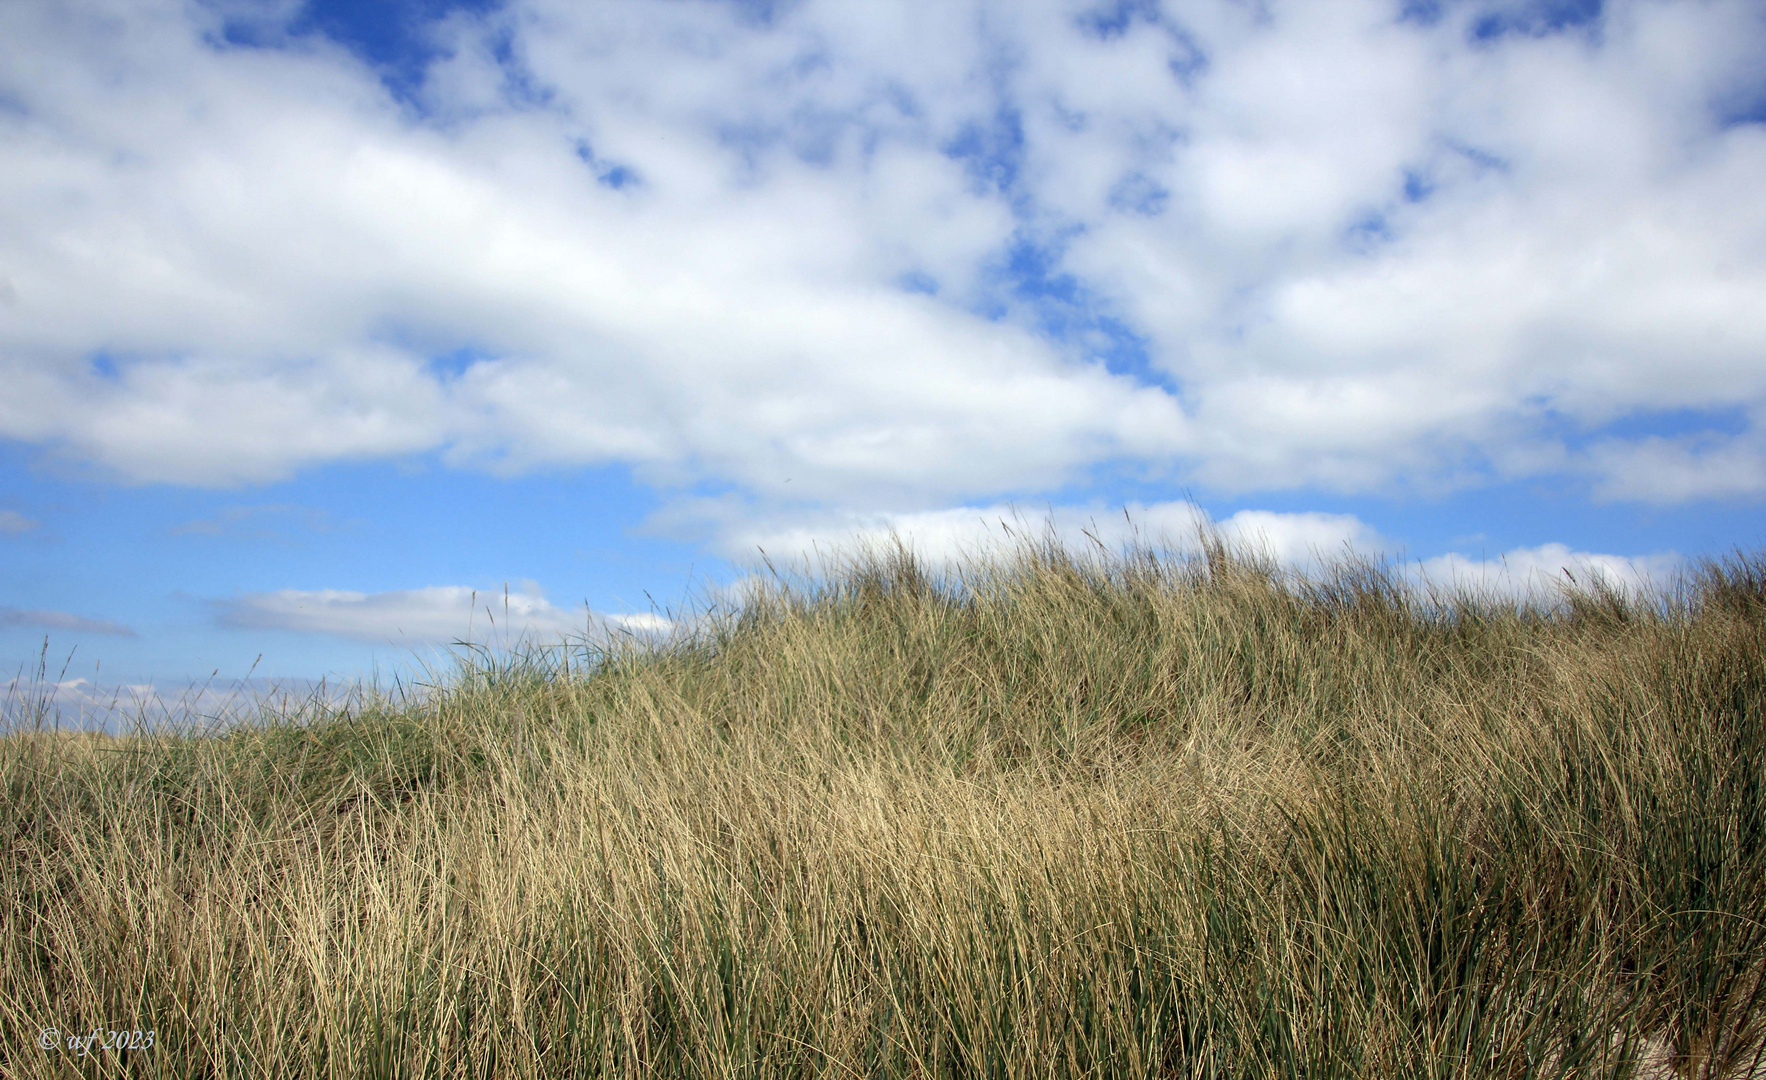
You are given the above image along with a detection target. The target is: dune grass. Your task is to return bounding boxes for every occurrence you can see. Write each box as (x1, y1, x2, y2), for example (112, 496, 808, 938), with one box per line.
(3, 534, 1765, 1078)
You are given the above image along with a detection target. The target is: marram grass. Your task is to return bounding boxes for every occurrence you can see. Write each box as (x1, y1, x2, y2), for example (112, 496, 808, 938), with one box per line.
(4, 537, 1765, 1079)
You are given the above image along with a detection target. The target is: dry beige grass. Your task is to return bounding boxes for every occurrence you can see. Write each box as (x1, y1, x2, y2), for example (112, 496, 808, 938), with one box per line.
(3, 536, 1764, 1078)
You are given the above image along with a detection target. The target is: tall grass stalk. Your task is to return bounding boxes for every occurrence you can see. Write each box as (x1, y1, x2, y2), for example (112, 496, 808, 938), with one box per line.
(4, 536, 1764, 1078)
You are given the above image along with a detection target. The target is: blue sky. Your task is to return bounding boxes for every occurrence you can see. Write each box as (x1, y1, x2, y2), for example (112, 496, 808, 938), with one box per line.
(2, 0, 1764, 711)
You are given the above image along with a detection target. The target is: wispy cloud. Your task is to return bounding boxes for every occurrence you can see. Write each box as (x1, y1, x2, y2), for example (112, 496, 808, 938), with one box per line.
(2, 676, 358, 734)
(0, 607, 136, 636)
(168, 504, 335, 539)
(214, 583, 670, 644)
(1583, 430, 1766, 503)
(0, 510, 39, 535)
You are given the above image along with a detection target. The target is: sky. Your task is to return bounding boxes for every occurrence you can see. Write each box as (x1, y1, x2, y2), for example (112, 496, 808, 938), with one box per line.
(2, 0, 1764, 718)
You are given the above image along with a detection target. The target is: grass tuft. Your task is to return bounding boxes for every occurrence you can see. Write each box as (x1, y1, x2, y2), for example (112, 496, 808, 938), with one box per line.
(4, 534, 1765, 1077)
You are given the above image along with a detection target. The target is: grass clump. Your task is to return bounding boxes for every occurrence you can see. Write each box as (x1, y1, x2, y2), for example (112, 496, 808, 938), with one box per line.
(3, 535, 1765, 1078)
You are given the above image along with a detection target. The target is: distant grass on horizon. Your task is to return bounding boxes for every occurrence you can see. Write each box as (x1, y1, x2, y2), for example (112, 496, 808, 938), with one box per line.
(3, 535, 1764, 1078)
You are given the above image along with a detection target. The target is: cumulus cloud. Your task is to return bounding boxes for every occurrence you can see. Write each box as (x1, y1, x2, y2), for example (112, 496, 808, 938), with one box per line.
(0, 0, 1182, 502)
(1410, 543, 1685, 601)
(0, 0, 1761, 515)
(0, 607, 136, 636)
(690, 501, 1683, 612)
(700, 500, 1381, 573)
(213, 583, 669, 644)
(1053, 0, 1766, 495)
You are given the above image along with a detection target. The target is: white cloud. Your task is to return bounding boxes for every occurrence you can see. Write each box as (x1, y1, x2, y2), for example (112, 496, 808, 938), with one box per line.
(2, 676, 356, 734)
(1050, 0, 1766, 496)
(604, 612, 675, 635)
(686, 501, 1684, 616)
(0, 510, 39, 535)
(217, 584, 564, 643)
(1211, 509, 1384, 569)
(0, 0, 1761, 510)
(698, 499, 1381, 574)
(1410, 543, 1684, 602)
(1583, 429, 1766, 503)
(213, 582, 671, 646)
